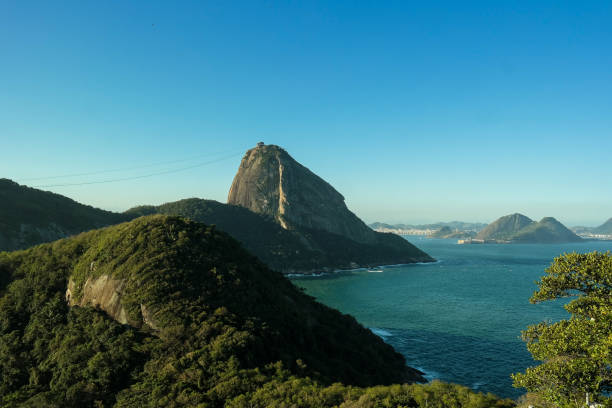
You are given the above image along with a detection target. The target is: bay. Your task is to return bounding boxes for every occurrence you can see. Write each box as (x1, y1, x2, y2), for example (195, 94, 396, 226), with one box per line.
(292, 237, 612, 399)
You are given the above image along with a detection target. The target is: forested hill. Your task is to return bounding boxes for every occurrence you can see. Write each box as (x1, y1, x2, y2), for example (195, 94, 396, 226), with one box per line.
(477, 213, 582, 243)
(0, 178, 132, 251)
(476, 213, 534, 241)
(0, 215, 514, 407)
(510, 217, 582, 243)
(126, 198, 433, 273)
(0, 178, 431, 272)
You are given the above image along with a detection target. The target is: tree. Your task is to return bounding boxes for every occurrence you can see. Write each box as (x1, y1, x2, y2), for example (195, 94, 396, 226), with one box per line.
(512, 251, 612, 407)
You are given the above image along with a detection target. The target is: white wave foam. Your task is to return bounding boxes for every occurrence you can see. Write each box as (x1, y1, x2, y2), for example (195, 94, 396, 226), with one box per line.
(286, 272, 325, 278)
(383, 260, 442, 268)
(369, 328, 392, 337)
(471, 381, 486, 390)
(414, 367, 441, 382)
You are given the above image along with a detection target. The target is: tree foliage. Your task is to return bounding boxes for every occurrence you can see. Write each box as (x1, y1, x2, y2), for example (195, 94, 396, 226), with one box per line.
(512, 251, 612, 407)
(0, 215, 509, 407)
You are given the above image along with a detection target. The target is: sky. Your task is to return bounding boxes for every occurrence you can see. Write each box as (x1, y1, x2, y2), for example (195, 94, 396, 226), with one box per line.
(1, 1, 611, 226)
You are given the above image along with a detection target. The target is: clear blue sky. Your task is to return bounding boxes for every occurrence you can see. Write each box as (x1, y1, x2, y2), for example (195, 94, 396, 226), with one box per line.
(1, 1, 610, 226)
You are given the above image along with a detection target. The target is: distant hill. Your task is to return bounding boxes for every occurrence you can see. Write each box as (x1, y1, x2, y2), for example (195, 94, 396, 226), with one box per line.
(477, 213, 582, 243)
(571, 225, 593, 235)
(430, 226, 453, 238)
(0, 178, 132, 251)
(371, 221, 487, 233)
(510, 217, 583, 243)
(429, 226, 476, 239)
(476, 213, 535, 241)
(127, 198, 433, 273)
(593, 218, 612, 234)
(370, 221, 409, 230)
(0, 175, 431, 273)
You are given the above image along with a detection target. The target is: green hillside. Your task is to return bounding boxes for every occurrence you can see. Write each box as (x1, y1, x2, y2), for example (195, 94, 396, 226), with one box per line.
(476, 214, 581, 243)
(0, 179, 132, 251)
(510, 217, 582, 243)
(126, 198, 433, 273)
(0, 216, 512, 407)
(476, 213, 534, 241)
(0, 180, 431, 273)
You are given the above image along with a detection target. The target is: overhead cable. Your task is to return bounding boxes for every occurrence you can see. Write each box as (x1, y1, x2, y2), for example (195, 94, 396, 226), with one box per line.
(33, 152, 242, 188)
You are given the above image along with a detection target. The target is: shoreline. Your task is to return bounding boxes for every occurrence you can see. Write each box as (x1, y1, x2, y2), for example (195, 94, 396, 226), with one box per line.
(286, 259, 441, 278)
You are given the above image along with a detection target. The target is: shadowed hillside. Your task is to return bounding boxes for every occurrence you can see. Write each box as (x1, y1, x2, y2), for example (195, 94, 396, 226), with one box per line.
(126, 198, 433, 273)
(476, 214, 534, 241)
(0, 179, 132, 251)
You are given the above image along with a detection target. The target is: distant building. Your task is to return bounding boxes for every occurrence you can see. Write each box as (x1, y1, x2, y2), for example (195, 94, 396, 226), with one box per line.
(457, 238, 485, 244)
(257, 142, 265, 147)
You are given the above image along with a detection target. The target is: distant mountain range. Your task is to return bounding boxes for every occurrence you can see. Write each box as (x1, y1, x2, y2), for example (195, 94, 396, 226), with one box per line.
(573, 218, 612, 236)
(129, 144, 433, 271)
(0, 144, 433, 272)
(429, 226, 477, 239)
(593, 218, 612, 234)
(370, 221, 487, 234)
(374, 213, 596, 244)
(475, 213, 582, 243)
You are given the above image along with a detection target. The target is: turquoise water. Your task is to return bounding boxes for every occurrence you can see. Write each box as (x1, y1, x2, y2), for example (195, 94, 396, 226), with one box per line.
(293, 237, 612, 399)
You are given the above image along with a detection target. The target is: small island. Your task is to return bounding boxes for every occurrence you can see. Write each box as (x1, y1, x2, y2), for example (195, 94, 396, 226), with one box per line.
(459, 213, 582, 244)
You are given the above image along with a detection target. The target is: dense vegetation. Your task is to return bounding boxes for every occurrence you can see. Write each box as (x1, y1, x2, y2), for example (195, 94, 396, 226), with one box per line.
(126, 198, 433, 273)
(0, 178, 432, 273)
(510, 217, 582, 243)
(0, 216, 513, 407)
(0, 179, 132, 251)
(476, 214, 535, 241)
(512, 251, 612, 407)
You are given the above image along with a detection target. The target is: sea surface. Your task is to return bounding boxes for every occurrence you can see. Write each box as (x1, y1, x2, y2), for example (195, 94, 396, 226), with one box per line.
(292, 237, 612, 399)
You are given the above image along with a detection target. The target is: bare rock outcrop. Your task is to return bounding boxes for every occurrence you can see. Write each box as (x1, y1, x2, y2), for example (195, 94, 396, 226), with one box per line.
(228, 144, 379, 244)
(66, 275, 133, 325)
(66, 275, 159, 330)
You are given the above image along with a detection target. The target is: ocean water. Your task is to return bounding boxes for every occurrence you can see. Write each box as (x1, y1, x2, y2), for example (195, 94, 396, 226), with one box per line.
(292, 237, 612, 399)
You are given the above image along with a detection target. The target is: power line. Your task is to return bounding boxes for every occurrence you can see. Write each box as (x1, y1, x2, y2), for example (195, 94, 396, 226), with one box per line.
(33, 152, 242, 188)
(20, 148, 242, 181)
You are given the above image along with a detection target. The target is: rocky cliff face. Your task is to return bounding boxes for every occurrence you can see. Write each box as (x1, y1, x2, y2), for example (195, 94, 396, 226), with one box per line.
(66, 275, 131, 326)
(228, 144, 380, 244)
(66, 275, 161, 330)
